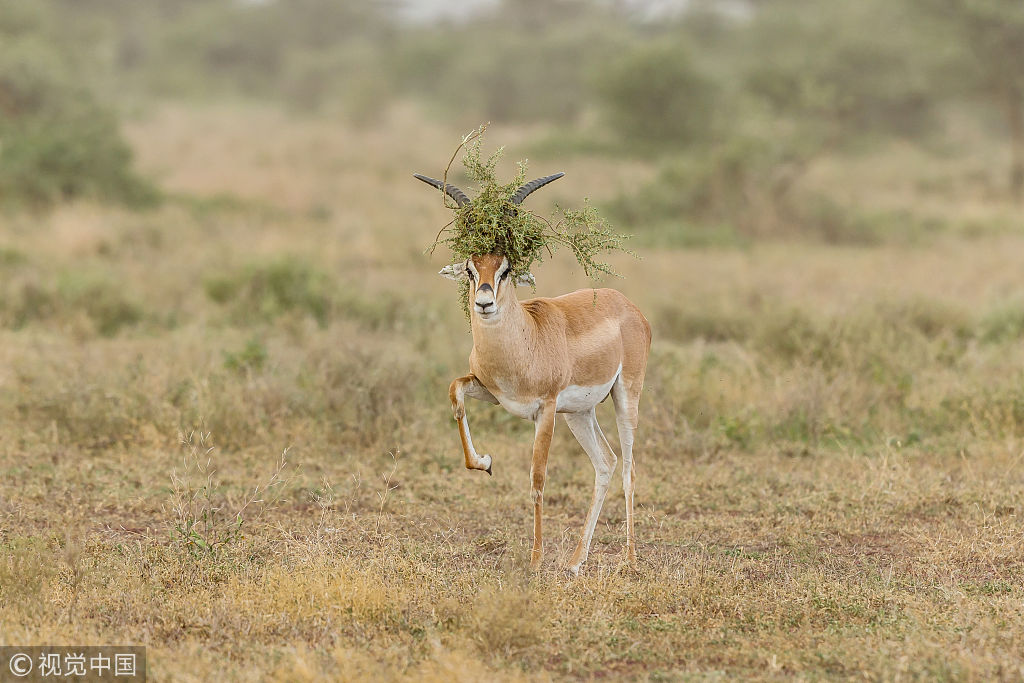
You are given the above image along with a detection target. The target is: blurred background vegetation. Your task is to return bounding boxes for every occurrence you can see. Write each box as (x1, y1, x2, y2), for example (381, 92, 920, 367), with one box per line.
(1, 0, 1021, 242)
(6, 4, 1024, 677)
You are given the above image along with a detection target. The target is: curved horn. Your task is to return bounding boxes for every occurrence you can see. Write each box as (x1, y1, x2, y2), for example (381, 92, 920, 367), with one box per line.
(511, 172, 565, 205)
(413, 173, 471, 207)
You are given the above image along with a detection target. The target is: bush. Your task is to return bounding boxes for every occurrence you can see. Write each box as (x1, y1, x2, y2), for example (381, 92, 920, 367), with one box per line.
(980, 304, 1024, 344)
(608, 133, 952, 245)
(154, 0, 394, 115)
(0, 268, 143, 336)
(390, 5, 623, 125)
(204, 257, 432, 332)
(657, 307, 753, 344)
(0, 43, 157, 209)
(608, 137, 768, 228)
(606, 136, 789, 242)
(591, 41, 719, 152)
(57, 271, 143, 336)
(205, 258, 332, 327)
(743, 0, 938, 142)
(223, 338, 269, 373)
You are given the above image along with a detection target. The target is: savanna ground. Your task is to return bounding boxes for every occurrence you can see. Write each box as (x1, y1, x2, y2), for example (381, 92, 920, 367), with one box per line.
(2, 104, 1024, 680)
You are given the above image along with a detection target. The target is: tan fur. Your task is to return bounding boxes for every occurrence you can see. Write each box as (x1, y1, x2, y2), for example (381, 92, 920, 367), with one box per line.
(448, 254, 651, 573)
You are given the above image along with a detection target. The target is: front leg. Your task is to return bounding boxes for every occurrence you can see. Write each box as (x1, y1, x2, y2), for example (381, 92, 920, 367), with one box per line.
(449, 374, 498, 475)
(530, 401, 557, 570)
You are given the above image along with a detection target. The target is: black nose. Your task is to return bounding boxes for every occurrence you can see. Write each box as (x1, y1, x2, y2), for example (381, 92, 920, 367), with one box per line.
(480, 301, 495, 311)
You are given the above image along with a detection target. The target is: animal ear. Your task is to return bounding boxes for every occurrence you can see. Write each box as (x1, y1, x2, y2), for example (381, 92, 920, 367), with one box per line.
(439, 262, 468, 281)
(515, 272, 536, 287)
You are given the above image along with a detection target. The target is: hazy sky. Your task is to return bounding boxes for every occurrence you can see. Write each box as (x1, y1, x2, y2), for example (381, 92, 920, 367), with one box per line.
(397, 0, 692, 23)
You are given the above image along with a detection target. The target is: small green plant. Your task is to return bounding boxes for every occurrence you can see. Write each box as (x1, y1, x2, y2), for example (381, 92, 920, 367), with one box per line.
(223, 337, 268, 373)
(426, 125, 632, 313)
(169, 429, 291, 558)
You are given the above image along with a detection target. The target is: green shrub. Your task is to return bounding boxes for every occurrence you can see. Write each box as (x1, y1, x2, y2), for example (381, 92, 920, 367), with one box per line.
(223, 338, 269, 373)
(336, 288, 407, 332)
(0, 44, 157, 209)
(980, 304, 1024, 344)
(875, 299, 971, 341)
(608, 135, 952, 245)
(657, 307, 753, 344)
(204, 257, 432, 331)
(205, 258, 332, 327)
(154, 0, 394, 113)
(0, 277, 54, 329)
(57, 271, 143, 336)
(605, 136, 779, 241)
(591, 41, 719, 152)
(743, 0, 937, 142)
(391, 8, 623, 125)
(789, 199, 949, 246)
(0, 247, 27, 267)
(0, 269, 142, 336)
(755, 309, 825, 364)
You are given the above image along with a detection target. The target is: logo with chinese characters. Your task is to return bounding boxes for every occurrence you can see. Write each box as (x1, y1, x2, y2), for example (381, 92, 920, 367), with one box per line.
(1, 647, 145, 682)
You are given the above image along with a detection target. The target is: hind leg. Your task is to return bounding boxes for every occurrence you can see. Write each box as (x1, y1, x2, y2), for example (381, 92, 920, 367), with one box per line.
(612, 376, 642, 564)
(564, 409, 618, 574)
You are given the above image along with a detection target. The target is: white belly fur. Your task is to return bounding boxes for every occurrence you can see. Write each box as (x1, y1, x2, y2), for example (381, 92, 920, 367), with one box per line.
(491, 365, 622, 419)
(556, 365, 621, 414)
(495, 395, 543, 420)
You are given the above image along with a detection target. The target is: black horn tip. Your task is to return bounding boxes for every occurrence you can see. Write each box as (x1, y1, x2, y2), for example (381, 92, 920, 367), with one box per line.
(413, 173, 442, 188)
(413, 173, 471, 207)
(512, 172, 566, 205)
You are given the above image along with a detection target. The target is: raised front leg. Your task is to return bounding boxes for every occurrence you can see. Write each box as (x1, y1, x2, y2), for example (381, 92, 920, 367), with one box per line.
(529, 401, 557, 570)
(449, 374, 499, 475)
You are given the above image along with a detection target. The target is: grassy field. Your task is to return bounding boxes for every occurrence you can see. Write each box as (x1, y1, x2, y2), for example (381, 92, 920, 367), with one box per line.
(2, 103, 1024, 680)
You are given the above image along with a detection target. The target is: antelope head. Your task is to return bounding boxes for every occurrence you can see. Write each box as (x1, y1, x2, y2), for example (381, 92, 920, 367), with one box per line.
(414, 171, 564, 322)
(437, 255, 531, 321)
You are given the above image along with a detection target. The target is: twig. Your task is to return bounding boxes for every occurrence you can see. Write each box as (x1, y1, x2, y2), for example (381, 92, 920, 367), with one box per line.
(427, 218, 456, 256)
(440, 123, 489, 209)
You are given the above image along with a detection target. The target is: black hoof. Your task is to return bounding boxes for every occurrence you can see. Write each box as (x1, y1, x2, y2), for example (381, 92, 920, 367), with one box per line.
(485, 464, 493, 476)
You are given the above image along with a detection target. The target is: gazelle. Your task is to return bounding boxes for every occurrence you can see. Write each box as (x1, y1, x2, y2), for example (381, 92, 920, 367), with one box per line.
(415, 171, 652, 573)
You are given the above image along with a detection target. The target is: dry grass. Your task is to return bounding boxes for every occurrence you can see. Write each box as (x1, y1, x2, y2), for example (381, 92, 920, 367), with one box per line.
(2, 103, 1024, 680)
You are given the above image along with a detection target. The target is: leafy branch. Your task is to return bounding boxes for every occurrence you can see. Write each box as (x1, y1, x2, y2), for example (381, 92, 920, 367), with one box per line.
(426, 127, 633, 314)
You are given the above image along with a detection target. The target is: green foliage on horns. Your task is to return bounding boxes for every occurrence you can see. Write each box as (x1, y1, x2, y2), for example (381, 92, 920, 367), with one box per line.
(428, 129, 632, 316)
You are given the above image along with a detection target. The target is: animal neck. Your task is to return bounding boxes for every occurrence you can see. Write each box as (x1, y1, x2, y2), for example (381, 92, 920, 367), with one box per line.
(470, 289, 536, 360)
